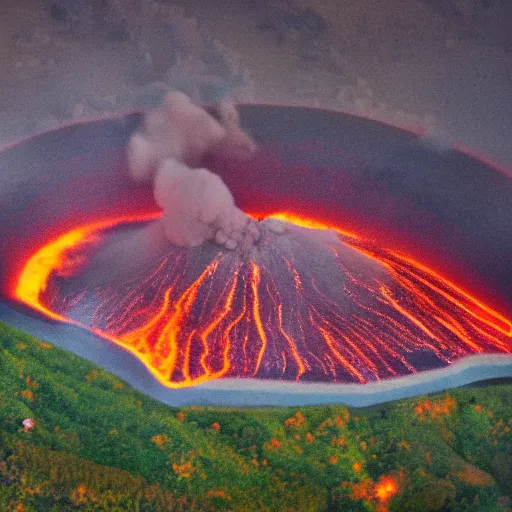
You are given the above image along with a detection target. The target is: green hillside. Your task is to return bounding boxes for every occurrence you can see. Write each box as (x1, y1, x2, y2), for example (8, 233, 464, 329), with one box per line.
(1, 321, 511, 511)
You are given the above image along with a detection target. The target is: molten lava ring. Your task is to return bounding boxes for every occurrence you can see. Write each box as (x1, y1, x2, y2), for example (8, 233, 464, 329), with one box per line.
(1, 105, 511, 407)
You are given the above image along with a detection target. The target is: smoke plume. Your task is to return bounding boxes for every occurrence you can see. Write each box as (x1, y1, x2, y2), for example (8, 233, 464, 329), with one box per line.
(154, 159, 259, 249)
(127, 91, 260, 251)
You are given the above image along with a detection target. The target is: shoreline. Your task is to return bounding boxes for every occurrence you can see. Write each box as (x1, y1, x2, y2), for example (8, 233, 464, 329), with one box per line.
(2, 301, 511, 408)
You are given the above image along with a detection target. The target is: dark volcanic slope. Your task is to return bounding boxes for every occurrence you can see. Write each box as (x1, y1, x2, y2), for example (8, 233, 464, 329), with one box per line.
(23, 215, 511, 387)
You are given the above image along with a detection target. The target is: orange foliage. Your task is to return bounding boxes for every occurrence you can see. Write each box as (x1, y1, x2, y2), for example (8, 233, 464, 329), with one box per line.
(334, 411, 350, 426)
(263, 438, 281, 450)
(329, 456, 338, 465)
(70, 483, 97, 505)
(414, 395, 457, 421)
(23, 486, 42, 496)
(490, 418, 511, 438)
(305, 433, 314, 443)
(20, 389, 35, 402)
(176, 412, 186, 422)
(151, 434, 171, 449)
(172, 461, 194, 478)
(210, 422, 221, 431)
(285, 411, 306, 428)
(353, 462, 362, 473)
(319, 415, 347, 435)
(26, 377, 39, 389)
(319, 417, 334, 428)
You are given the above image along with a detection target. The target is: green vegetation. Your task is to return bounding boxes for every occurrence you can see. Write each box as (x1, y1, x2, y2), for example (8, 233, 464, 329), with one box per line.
(1, 321, 511, 511)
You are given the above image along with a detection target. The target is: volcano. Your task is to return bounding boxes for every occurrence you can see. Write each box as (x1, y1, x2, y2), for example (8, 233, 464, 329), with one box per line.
(1, 105, 511, 393)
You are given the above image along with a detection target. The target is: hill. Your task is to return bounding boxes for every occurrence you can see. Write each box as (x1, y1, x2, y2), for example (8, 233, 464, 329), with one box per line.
(1, 320, 511, 511)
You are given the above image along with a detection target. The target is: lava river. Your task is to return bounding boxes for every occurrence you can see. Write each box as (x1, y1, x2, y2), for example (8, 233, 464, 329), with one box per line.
(15, 212, 512, 388)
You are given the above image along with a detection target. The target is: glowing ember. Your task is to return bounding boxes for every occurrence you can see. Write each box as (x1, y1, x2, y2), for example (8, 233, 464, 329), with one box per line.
(15, 212, 511, 388)
(374, 475, 399, 503)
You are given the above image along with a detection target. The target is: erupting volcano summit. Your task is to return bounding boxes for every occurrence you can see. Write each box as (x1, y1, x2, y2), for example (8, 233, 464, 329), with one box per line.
(2, 99, 512, 393)
(15, 211, 511, 388)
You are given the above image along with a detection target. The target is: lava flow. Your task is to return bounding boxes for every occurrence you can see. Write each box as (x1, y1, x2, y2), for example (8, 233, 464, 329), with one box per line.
(15, 212, 512, 388)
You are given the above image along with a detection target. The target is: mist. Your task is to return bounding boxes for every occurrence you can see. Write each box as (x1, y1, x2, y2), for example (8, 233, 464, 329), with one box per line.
(1, 0, 511, 166)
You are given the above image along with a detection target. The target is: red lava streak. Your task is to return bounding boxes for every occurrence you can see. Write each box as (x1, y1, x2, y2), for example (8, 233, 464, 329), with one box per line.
(15, 212, 512, 388)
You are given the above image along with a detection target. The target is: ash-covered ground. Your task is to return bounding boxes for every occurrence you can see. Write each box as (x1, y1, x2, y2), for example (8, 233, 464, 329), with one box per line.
(1, 0, 511, 166)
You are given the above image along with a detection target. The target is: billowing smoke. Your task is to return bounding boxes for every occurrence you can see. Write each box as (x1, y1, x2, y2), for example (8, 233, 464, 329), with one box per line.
(127, 92, 260, 251)
(155, 160, 259, 249)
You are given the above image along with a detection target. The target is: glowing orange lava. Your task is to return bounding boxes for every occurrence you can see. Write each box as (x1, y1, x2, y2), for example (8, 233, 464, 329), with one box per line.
(14, 211, 512, 388)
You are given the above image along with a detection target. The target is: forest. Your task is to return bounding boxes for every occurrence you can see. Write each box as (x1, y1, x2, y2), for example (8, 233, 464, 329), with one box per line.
(1, 321, 511, 511)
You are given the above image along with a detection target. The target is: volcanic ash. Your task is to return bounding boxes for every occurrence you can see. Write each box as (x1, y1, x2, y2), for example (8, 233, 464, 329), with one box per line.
(127, 91, 261, 252)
